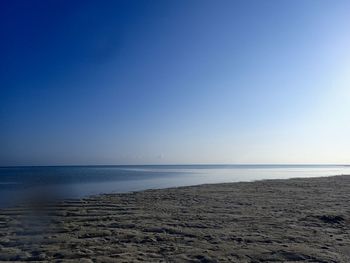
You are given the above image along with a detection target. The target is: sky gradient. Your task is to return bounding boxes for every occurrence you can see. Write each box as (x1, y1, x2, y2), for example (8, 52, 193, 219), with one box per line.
(1, 0, 350, 166)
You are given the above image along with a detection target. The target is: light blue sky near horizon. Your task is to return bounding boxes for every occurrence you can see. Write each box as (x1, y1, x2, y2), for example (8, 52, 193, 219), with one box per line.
(1, 0, 350, 166)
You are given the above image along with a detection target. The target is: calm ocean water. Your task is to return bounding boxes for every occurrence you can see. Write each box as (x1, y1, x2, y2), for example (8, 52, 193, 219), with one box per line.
(1, 165, 350, 207)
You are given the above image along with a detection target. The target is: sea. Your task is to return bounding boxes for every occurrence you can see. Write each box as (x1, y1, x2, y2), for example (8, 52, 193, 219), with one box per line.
(0, 164, 350, 208)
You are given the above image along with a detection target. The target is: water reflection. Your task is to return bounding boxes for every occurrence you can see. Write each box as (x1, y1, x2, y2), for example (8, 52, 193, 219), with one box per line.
(1, 165, 350, 207)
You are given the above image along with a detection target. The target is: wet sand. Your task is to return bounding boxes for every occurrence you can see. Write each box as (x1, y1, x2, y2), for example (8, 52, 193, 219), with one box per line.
(1, 175, 350, 262)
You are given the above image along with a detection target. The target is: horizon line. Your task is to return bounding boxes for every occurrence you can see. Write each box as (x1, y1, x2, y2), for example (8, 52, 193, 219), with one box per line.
(1, 163, 349, 168)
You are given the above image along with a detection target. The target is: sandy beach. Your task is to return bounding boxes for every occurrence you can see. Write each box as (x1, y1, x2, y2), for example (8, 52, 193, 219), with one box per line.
(1, 175, 350, 262)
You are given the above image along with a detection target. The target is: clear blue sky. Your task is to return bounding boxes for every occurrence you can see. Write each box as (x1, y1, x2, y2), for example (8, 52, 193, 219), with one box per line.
(1, 0, 350, 166)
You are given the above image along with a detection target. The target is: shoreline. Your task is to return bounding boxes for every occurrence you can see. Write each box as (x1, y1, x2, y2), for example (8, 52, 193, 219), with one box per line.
(1, 175, 350, 262)
(82, 173, 349, 202)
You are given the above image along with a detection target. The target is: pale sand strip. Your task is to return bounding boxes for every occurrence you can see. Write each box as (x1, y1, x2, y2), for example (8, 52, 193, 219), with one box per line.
(0, 175, 350, 262)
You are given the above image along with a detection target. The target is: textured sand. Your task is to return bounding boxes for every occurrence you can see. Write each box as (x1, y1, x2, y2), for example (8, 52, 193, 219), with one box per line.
(1, 175, 350, 262)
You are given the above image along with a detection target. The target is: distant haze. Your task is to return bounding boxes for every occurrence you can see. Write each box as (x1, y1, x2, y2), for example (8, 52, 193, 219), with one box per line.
(1, 0, 350, 166)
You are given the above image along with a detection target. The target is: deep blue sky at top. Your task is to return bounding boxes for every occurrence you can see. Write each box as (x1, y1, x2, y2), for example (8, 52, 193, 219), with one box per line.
(1, 0, 350, 166)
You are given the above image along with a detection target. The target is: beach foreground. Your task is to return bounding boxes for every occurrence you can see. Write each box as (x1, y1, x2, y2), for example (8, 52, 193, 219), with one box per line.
(1, 175, 350, 262)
